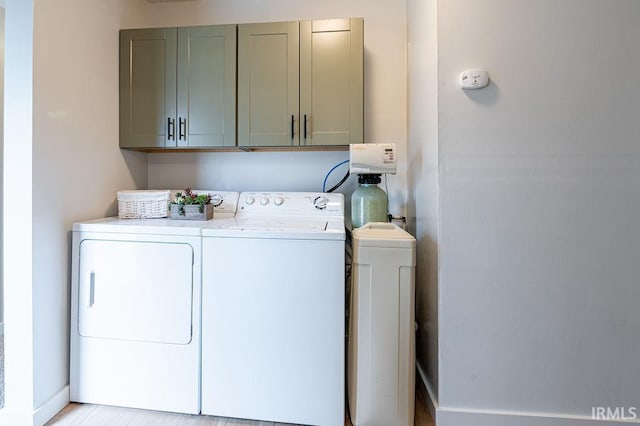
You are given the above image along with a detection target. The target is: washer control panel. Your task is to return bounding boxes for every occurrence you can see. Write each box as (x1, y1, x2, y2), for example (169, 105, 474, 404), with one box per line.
(238, 192, 344, 216)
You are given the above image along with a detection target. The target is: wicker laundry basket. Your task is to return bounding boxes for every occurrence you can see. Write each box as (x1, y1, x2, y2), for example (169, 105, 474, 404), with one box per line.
(117, 190, 170, 219)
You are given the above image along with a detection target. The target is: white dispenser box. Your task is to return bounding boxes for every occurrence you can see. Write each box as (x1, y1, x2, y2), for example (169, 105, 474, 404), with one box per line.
(348, 223, 416, 426)
(349, 143, 397, 175)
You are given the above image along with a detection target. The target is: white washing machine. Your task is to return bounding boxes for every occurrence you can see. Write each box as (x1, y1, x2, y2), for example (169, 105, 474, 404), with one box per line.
(70, 190, 238, 414)
(201, 192, 346, 425)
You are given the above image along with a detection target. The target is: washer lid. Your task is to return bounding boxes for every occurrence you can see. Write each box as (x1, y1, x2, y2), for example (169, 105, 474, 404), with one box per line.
(226, 218, 327, 232)
(202, 217, 345, 240)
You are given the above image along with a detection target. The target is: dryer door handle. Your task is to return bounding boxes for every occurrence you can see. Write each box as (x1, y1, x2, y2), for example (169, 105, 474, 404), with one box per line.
(89, 271, 96, 307)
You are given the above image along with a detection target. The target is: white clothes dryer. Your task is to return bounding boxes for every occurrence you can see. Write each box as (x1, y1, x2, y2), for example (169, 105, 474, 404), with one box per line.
(70, 191, 238, 414)
(201, 192, 346, 425)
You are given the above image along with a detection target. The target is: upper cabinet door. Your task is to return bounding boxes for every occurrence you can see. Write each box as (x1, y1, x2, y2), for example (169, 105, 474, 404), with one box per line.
(237, 22, 300, 147)
(300, 18, 364, 146)
(120, 28, 177, 148)
(177, 25, 237, 147)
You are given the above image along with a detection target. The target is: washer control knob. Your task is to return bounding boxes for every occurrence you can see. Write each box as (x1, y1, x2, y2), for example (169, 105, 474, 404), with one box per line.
(245, 195, 255, 205)
(314, 196, 329, 210)
(260, 196, 270, 206)
(274, 196, 284, 206)
(210, 194, 223, 207)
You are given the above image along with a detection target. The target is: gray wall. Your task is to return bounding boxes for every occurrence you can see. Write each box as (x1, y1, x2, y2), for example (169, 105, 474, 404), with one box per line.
(407, 0, 438, 402)
(435, 0, 640, 423)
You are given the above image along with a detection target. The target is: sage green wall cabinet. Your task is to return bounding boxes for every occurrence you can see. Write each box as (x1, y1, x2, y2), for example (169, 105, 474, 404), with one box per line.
(120, 25, 236, 149)
(237, 18, 363, 147)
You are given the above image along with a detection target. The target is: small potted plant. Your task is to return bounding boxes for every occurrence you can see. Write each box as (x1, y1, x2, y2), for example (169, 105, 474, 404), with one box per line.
(170, 188, 213, 220)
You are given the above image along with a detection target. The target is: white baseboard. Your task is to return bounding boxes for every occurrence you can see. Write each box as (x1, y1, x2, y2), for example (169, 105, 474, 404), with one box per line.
(33, 385, 69, 426)
(0, 408, 37, 426)
(0, 385, 70, 426)
(415, 361, 640, 425)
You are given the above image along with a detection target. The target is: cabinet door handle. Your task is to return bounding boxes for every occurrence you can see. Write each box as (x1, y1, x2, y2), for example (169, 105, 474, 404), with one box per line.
(304, 114, 308, 140)
(167, 117, 175, 140)
(291, 115, 295, 139)
(89, 271, 96, 307)
(179, 117, 186, 140)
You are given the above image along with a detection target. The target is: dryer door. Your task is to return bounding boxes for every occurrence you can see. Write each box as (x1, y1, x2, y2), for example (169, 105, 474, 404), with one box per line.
(77, 239, 193, 344)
